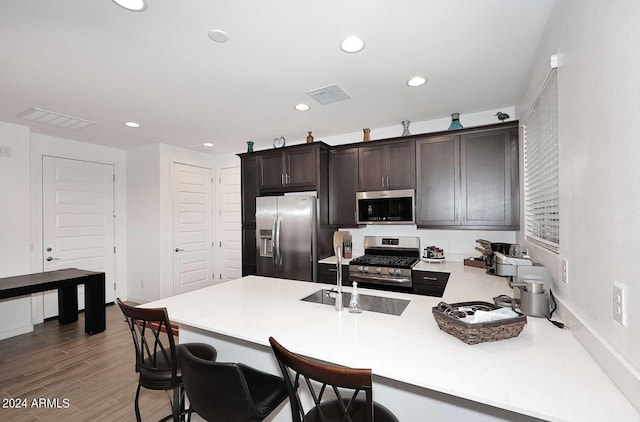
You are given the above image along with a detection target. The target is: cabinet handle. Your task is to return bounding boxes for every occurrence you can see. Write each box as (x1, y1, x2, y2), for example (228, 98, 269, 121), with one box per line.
(286, 174, 290, 184)
(386, 175, 390, 187)
(422, 276, 438, 281)
(382, 176, 385, 188)
(281, 174, 285, 185)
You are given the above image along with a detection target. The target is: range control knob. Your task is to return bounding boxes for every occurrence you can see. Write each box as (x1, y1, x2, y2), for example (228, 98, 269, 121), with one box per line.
(358, 266, 364, 272)
(363, 266, 369, 273)
(394, 269, 402, 275)
(388, 268, 395, 275)
(376, 267, 382, 274)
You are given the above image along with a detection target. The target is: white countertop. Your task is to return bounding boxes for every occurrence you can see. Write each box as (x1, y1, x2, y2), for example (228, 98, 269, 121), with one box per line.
(144, 265, 639, 422)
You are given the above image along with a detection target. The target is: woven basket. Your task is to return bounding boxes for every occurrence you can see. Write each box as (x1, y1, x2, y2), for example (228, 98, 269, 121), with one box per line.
(432, 301, 527, 345)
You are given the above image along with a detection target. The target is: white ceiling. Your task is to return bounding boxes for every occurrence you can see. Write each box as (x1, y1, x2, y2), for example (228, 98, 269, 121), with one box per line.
(0, 0, 556, 154)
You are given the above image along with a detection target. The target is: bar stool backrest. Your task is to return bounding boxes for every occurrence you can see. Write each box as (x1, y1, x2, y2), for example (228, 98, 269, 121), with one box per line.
(117, 298, 179, 384)
(269, 337, 374, 422)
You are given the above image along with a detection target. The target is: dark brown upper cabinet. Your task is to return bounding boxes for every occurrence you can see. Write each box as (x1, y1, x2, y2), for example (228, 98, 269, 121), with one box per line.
(329, 147, 360, 227)
(415, 135, 461, 226)
(358, 140, 415, 191)
(258, 143, 327, 193)
(416, 124, 519, 229)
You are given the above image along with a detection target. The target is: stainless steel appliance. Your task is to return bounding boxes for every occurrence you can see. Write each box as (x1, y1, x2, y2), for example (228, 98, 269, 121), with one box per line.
(349, 236, 420, 289)
(256, 195, 332, 281)
(493, 252, 552, 318)
(356, 189, 415, 224)
(476, 239, 519, 274)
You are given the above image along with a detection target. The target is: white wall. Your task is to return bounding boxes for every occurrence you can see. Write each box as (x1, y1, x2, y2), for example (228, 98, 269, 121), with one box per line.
(516, 0, 640, 410)
(126, 144, 161, 303)
(0, 122, 33, 339)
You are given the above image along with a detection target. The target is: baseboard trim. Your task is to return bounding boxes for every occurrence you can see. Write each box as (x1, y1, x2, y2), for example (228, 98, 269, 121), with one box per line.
(0, 325, 34, 340)
(555, 295, 640, 412)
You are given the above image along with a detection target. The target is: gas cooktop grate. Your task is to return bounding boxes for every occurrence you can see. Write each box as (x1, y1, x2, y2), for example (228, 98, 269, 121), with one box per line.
(350, 254, 419, 268)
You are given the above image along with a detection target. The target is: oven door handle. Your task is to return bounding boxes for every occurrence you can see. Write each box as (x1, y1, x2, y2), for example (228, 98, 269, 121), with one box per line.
(349, 273, 412, 285)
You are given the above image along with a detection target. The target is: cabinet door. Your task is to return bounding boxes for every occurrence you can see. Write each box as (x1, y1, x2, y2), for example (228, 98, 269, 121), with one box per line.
(387, 141, 415, 189)
(317, 262, 349, 285)
(416, 136, 460, 226)
(412, 270, 449, 297)
(241, 155, 259, 224)
(286, 147, 317, 189)
(461, 129, 513, 226)
(259, 152, 285, 191)
(329, 148, 359, 226)
(242, 225, 256, 276)
(358, 145, 386, 191)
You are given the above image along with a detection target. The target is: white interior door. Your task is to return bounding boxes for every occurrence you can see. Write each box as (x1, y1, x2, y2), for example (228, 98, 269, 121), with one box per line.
(42, 156, 115, 319)
(217, 166, 242, 281)
(172, 162, 214, 295)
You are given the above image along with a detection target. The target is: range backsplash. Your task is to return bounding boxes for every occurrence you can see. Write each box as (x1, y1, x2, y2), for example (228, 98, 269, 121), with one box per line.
(338, 225, 516, 262)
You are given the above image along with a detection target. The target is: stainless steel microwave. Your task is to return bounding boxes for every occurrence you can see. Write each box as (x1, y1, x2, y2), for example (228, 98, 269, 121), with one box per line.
(356, 189, 415, 224)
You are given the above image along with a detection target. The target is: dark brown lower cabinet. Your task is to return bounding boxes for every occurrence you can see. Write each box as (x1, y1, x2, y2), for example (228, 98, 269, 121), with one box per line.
(411, 270, 450, 297)
(242, 225, 256, 276)
(317, 263, 349, 285)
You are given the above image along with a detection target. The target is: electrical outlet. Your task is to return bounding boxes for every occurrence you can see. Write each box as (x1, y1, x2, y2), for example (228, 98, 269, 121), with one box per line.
(613, 281, 627, 327)
(0, 145, 11, 157)
(140, 279, 144, 288)
(561, 259, 569, 284)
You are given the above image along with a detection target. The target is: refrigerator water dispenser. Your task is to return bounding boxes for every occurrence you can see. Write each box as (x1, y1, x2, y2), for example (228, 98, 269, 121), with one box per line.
(259, 229, 273, 257)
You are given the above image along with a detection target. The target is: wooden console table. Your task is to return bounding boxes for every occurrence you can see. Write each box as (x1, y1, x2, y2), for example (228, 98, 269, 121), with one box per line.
(0, 268, 106, 335)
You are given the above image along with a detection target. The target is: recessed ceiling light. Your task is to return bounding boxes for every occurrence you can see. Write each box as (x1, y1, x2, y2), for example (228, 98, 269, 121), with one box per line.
(208, 29, 229, 43)
(340, 35, 365, 53)
(294, 103, 311, 111)
(124, 121, 140, 128)
(203, 142, 214, 147)
(407, 76, 427, 87)
(111, 0, 147, 12)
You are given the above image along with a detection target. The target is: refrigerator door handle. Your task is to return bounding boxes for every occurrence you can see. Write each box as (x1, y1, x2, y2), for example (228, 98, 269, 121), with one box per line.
(271, 216, 278, 267)
(275, 217, 283, 267)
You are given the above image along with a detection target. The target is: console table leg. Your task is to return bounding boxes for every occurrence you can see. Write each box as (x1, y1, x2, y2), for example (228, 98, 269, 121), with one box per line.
(84, 273, 106, 335)
(58, 285, 78, 325)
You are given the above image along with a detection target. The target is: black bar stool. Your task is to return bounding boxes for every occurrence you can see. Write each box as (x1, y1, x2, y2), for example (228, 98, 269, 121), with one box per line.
(177, 342, 288, 421)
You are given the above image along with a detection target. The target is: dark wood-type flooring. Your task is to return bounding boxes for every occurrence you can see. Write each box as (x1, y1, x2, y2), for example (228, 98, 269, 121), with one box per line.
(0, 303, 174, 421)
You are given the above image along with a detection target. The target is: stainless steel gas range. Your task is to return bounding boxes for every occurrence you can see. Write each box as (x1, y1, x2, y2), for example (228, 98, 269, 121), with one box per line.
(349, 236, 420, 289)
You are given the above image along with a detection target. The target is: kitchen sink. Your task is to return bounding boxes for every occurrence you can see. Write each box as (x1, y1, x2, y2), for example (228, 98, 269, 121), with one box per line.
(301, 289, 410, 316)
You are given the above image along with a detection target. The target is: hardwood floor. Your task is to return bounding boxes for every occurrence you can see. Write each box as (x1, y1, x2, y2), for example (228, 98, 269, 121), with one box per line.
(0, 303, 175, 421)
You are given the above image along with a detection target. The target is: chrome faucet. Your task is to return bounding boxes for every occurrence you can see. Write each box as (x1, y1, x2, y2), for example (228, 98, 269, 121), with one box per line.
(335, 246, 343, 311)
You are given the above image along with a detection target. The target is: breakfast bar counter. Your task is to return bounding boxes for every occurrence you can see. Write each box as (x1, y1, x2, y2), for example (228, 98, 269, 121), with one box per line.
(144, 265, 639, 421)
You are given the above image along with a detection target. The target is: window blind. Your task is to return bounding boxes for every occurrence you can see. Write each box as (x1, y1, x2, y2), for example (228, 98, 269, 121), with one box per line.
(523, 69, 559, 253)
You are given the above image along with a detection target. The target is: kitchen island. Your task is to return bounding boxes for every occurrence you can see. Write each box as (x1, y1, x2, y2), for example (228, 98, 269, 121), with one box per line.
(144, 264, 639, 421)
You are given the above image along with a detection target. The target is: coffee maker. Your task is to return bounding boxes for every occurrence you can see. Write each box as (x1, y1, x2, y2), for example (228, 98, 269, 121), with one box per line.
(493, 252, 552, 318)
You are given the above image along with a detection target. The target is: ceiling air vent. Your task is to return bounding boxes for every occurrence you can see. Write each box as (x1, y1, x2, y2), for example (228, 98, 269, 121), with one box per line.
(17, 107, 96, 130)
(306, 84, 350, 105)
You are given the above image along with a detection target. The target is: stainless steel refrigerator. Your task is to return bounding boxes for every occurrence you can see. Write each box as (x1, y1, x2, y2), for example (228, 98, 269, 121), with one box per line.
(256, 195, 322, 281)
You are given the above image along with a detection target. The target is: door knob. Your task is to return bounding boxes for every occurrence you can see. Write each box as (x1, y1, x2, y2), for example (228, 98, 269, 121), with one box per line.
(46, 256, 60, 261)
(175, 248, 185, 252)
(46, 247, 52, 252)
